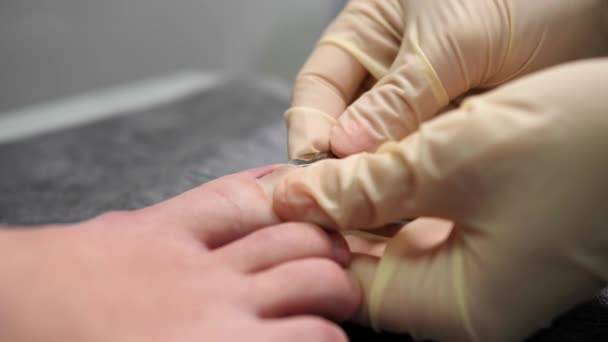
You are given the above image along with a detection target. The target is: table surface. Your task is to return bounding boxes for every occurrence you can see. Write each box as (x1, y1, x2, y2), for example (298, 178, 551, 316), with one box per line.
(0, 78, 606, 341)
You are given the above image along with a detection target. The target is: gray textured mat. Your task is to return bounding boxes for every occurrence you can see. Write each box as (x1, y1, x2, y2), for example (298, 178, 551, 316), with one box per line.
(0, 79, 287, 224)
(0, 78, 605, 341)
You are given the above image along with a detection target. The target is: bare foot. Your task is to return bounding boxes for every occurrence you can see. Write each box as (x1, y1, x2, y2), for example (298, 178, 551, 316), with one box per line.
(0, 167, 360, 342)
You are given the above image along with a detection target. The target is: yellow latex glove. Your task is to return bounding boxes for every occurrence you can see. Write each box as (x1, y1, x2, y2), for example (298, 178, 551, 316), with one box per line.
(273, 59, 608, 341)
(286, 0, 608, 159)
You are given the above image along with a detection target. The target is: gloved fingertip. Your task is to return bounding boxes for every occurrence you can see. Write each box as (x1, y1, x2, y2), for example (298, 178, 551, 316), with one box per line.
(273, 176, 310, 216)
(347, 254, 380, 325)
(273, 176, 337, 229)
(256, 165, 298, 199)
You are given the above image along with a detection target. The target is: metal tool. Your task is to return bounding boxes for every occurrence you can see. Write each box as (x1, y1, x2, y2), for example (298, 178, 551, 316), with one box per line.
(287, 151, 336, 167)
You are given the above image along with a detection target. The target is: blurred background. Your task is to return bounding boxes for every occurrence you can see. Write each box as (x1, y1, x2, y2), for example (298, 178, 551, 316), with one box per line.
(0, 0, 345, 115)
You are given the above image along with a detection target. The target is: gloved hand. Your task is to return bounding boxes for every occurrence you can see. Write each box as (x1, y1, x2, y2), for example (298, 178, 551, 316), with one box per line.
(286, 0, 608, 159)
(273, 59, 608, 341)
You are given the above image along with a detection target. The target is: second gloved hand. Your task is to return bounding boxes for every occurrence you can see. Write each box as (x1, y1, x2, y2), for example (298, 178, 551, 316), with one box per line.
(274, 59, 608, 341)
(286, 0, 608, 158)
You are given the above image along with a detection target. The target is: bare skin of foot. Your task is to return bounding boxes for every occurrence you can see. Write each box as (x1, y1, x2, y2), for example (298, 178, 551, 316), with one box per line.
(0, 166, 360, 342)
